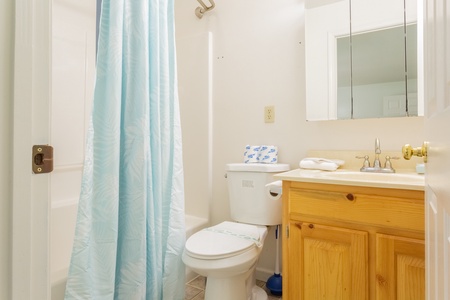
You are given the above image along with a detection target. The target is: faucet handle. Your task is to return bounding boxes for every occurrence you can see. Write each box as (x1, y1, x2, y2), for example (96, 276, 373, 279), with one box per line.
(356, 155, 370, 168)
(384, 156, 399, 169)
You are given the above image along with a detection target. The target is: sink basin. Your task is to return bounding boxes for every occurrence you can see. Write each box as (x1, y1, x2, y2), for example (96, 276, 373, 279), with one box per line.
(320, 171, 424, 184)
(274, 169, 425, 190)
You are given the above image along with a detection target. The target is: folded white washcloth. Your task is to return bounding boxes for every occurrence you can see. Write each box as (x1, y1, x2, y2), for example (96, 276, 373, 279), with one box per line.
(299, 157, 345, 171)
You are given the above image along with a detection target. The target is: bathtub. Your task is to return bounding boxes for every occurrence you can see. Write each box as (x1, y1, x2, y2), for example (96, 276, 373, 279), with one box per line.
(50, 212, 208, 300)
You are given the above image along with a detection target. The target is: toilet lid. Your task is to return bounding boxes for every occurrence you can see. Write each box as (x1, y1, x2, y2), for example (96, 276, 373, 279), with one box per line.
(185, 221, 265, 260)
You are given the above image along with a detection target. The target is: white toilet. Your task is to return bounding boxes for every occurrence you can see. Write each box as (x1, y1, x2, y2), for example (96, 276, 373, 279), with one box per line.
(182, 163, 290, 300)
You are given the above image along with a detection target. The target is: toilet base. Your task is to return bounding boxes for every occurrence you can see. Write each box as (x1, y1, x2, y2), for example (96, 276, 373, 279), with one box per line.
(204, 272, 247, 300)
(203, 272, 268, 300)
(252, 285, 268, 300)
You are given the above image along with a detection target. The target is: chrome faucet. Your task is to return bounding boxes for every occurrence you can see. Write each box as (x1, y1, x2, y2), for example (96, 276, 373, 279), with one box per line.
(373, 138, 381, 168)
(357, 138, 397, 173)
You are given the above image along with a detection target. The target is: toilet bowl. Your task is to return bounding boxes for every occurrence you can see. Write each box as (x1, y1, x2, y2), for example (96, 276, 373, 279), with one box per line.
(182, 221, 269, 300)
(182, 163, 290, 300)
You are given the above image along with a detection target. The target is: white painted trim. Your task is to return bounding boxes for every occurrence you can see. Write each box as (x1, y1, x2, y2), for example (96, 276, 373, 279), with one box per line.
(416, 0, 424, 116)
(51, 198, 79, 210)
(52, 164, 84, 173)
(12, 0, 51, 299)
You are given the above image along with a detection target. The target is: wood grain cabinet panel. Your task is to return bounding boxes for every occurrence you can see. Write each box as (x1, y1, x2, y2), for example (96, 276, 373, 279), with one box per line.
(282, 181, 425, 300)
(375, 234, 425, 300)
(288, 221, 368, 300)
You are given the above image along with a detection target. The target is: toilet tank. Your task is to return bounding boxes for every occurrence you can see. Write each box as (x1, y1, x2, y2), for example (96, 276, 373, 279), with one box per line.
(225, 163, 290, 226)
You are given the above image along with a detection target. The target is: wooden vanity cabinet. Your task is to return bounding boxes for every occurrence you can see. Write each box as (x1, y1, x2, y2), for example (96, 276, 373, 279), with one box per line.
(282, 181, 425, 300)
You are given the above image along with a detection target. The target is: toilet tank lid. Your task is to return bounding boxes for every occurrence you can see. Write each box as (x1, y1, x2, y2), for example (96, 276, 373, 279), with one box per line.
(226, 163, 290, 173)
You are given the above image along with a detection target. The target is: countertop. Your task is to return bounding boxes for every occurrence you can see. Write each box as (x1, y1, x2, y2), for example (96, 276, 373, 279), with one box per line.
(274, 168, 425, 191)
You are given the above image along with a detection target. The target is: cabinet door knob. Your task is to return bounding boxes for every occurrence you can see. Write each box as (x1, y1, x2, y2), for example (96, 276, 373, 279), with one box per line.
(346, 193, 355, 201)
(308, 223, 314, 229)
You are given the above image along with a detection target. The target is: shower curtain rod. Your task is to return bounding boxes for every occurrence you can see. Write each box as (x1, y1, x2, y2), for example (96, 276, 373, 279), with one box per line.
(195, 0, 215, 19)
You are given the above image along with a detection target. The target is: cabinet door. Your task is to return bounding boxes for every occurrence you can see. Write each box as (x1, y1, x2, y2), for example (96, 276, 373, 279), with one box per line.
(288, 221, 369, 300)
(376, 234, 425, 300)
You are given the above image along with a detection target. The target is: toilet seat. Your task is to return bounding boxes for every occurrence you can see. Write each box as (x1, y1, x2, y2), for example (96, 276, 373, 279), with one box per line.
(185, 221, 267, 260)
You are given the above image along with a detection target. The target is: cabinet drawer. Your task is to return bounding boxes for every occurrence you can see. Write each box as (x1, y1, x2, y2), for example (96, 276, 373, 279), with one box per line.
(288, 186, 424, 232)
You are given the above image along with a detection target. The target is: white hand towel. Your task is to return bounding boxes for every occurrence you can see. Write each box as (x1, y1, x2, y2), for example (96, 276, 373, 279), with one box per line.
(299, 157, 345, 171)
(205, 221, 262, 247)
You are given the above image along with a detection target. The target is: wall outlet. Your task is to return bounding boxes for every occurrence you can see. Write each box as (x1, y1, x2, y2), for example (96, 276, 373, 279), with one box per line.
(264, 106, 275, 123)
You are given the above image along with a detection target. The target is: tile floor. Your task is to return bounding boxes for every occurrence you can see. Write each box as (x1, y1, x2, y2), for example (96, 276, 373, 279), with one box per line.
(185, 275, 282, 300)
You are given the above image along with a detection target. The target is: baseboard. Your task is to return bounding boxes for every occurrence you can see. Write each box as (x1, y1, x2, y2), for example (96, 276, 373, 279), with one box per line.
(256, 266, 281, 282)
(185, 267, 199, 283)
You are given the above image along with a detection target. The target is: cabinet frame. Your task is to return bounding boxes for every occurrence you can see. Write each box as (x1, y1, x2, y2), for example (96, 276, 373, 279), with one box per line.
(282, 180, 424, 300)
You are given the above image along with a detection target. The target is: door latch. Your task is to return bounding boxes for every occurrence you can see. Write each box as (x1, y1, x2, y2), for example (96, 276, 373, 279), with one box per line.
(32, 145, 53, 174)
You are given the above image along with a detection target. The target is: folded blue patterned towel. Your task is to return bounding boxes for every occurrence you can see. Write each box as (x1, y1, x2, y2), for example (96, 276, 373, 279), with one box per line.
(244, 145, 278, 164)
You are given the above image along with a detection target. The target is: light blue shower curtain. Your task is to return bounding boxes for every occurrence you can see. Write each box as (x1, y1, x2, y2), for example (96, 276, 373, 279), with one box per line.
(64, 0, 185, 299)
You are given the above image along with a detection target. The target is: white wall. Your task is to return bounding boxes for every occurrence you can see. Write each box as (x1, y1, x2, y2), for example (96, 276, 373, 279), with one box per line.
(0, 0, 13, 298)
(175, 0, 425, 280)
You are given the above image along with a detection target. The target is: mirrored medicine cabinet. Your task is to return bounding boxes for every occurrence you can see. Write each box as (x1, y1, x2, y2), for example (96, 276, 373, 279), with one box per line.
(305, 0, 423, 121)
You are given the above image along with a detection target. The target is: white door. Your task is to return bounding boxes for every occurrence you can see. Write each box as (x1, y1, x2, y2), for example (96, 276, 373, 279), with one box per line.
(12, 1, 95, 299)
(423, 0, 450, 299)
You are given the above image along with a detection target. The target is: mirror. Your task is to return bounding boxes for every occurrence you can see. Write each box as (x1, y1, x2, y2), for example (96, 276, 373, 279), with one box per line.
(305, 0, 422, 121)
(337, 24, 418, 119)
